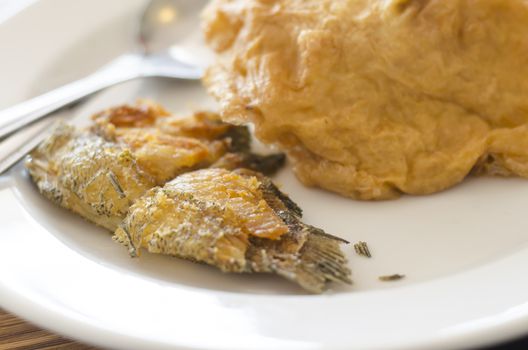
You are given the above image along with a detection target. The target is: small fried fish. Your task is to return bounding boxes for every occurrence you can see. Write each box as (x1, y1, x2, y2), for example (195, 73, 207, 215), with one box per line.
(26, 102, 284, 230)
(26, 102, 349, 292)
(91, 101, 282, 184)
(114, 168, 351, 293)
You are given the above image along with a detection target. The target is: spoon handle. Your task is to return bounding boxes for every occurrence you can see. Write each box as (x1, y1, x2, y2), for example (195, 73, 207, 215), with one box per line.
(0, 54, 143, 140)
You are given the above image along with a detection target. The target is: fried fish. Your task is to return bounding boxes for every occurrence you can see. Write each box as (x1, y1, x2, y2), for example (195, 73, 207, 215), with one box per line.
(91, 101, 281, 184)
(114, 168, 351, 293)
(26, 102, 284, 231)
(26, 101, 351, 293)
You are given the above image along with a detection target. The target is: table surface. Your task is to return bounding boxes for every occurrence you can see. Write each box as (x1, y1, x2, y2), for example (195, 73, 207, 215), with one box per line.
(0, 309, 96, 350)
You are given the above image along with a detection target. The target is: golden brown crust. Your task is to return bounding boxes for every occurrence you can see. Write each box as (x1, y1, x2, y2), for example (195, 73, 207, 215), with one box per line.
(203, 0, 528, 200)
(91, 101, 252, 184)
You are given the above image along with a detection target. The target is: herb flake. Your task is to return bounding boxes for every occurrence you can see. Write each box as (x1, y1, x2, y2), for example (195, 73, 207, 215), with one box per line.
(353, 241, 371, 258)
(378, 274, 405, 282)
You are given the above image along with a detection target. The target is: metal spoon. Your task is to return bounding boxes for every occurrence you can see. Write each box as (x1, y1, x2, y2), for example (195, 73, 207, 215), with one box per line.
(0, 0, 209, 140)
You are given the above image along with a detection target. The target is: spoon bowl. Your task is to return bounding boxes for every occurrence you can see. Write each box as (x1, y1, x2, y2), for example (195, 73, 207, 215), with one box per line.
(140, 0, 209, 56)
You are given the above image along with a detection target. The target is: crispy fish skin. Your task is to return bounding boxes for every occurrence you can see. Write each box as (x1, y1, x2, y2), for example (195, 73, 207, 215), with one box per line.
(26, 124, 155, 231)
(115, 187, 250, 272)
(92, 101, 284, 181)
(114, 168, 351, 293)
(92, 102, 251, 184)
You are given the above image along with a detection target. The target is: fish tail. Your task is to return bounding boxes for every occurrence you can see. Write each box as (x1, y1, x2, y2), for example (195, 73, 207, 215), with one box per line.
(213, 153, 286, 176)
(274, 231, 352, 294)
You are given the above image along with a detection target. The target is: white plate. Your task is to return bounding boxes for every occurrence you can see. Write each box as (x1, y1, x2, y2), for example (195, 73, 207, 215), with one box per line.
(1, 1, 528, 349)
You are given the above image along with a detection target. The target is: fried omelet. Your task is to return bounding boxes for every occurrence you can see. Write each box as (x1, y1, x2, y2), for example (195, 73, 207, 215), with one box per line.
(203, 0, 528, 199)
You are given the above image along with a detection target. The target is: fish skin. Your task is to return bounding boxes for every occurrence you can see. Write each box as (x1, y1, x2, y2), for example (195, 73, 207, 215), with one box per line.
(115, 168, 351, 293)
(245, 169, 352, 292)
(26, 124, 154, 231)
(92, 101, 285, 179)
(91, 102, 253, 185)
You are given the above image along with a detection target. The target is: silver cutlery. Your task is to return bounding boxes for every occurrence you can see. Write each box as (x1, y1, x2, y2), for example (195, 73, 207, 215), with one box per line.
(0, 0, 209, 174)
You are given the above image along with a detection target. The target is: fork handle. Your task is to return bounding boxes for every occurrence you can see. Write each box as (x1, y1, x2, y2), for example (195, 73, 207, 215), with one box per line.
(0, 114, 59, 175)
(0, 54, 143, 140)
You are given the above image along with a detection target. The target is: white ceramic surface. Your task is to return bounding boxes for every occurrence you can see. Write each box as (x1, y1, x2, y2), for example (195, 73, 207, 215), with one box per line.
(1, 1, 528, 349)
